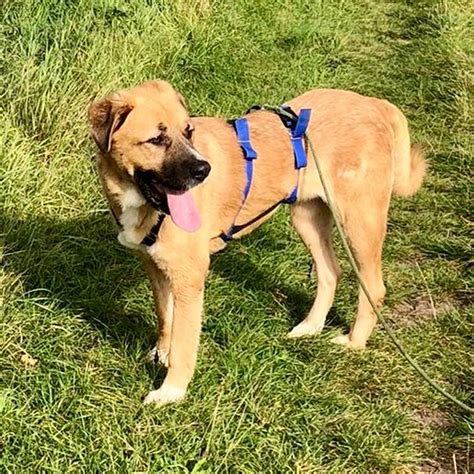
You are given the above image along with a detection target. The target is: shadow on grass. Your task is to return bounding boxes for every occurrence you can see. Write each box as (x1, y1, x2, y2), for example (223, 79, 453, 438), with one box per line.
(2, 211, 344, 353)
(2, 211, 156, 351)
(210, 228, 346, 330)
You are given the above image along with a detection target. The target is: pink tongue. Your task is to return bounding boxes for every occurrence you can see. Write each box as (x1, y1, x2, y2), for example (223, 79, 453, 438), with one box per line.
(166, 191, 201, 232)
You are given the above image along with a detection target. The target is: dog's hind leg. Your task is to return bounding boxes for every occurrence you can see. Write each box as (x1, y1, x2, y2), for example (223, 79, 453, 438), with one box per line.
(142, 258, 173, 367)
(331, 201, 387, 349)
(288, 199, 341, 338)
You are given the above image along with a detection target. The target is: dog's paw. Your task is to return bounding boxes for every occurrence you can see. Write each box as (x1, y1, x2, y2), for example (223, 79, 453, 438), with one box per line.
(287, 321, 324, 338)
(143, 384, 186, 406)
(330, 334, 366, 349)
(145, 347, 170, 367)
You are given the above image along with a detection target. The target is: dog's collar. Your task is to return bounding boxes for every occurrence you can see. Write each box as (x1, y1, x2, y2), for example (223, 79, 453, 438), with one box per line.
(110, 206, 166, 247)
(141, 214, 165, 246)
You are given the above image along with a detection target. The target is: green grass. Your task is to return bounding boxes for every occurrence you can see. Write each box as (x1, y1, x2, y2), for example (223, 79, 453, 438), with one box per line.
(1, 0, 473, 471)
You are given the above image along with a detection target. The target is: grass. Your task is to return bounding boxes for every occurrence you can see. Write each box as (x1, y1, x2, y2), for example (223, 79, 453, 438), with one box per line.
(1, 0, 473, 471)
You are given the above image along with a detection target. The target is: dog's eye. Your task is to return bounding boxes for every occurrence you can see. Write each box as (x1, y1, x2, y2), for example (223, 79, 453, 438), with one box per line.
(147, 134, 166, 146)
(184, 123, 194, 140)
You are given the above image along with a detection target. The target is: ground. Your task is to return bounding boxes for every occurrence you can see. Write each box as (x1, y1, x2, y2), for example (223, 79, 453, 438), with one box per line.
(0, 0, 473, 472)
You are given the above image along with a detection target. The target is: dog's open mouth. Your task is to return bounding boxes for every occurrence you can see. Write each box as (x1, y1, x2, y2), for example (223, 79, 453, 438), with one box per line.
(134, 170, 201, 233)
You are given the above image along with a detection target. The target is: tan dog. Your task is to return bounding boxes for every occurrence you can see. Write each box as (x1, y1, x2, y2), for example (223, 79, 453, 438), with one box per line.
(88, 80, 426, 405)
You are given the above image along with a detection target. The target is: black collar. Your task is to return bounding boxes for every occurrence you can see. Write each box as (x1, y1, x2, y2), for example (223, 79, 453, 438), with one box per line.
(109, 206, 165, 247)
(141, 214, 165, 246)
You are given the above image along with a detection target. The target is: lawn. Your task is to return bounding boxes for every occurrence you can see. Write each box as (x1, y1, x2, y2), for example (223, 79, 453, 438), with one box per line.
(1, 0, 473, 472)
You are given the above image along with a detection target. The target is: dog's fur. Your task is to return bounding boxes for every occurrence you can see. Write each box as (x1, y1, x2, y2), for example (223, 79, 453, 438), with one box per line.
(88, 80, 426, 405)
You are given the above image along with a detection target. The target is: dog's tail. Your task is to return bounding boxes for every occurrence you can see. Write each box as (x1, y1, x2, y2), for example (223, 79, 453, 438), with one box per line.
(390, 104, 427, 198)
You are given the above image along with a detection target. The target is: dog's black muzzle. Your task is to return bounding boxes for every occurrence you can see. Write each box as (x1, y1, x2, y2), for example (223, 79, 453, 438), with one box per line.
(134, 154, 211, 211)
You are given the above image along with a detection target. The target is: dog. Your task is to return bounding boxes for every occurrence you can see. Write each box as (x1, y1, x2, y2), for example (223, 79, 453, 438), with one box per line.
(88, 80, 426, 405)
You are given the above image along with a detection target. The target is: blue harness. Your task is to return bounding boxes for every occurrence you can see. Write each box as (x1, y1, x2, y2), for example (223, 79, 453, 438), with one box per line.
(219, 106, 311, 242)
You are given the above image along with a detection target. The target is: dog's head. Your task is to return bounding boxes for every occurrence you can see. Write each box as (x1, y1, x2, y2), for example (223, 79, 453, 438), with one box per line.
(88, 80, 210, 231)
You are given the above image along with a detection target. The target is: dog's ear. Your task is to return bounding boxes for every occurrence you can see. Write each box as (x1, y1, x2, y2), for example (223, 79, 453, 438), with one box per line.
(88, 96, 132, 153)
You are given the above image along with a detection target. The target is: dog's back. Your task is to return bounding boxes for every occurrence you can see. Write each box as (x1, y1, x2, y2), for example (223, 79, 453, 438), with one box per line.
(286, 88, 426, 201)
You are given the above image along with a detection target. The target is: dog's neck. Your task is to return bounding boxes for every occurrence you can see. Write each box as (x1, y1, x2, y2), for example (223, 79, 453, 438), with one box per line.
(116, 185, 168, 251)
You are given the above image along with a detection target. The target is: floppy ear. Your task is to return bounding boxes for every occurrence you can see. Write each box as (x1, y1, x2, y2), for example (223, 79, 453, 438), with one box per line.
(88, 96, 132, 153)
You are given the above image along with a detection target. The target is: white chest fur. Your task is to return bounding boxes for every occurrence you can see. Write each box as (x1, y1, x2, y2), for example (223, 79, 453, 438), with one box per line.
(117, 188, 146, 250)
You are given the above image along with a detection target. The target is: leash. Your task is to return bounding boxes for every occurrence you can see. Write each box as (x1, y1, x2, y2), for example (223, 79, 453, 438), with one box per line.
(258, 104, 473, 415)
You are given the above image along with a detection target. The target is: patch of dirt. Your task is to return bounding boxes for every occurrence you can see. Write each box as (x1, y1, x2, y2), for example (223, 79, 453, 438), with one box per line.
(388, 296, 455, 328)
(416, 453, 470, 473)
(411, 408, 452, 430)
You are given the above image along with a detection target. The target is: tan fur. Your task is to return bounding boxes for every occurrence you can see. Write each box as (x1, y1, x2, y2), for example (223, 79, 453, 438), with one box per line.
(88, 81, 426, 405)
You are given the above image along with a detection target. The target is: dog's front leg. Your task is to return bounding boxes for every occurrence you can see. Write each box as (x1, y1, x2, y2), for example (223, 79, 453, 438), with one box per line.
(144, 257, 208, 406)
(142, 258, 173, 367)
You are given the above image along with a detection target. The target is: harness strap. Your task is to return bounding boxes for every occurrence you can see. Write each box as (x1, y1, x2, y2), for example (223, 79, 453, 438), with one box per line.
(113, 107, 311, 246)
(220, 118, 257, 241)
(110, 206, 121, 227)
(283, 186, 298, 205)
(290, 107, 310, 170)
(281, 107, 311, 204)
(221, 200, 282, 238)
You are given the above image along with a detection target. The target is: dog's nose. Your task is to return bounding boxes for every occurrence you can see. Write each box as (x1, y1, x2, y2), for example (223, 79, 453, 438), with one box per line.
(190, 160, 211, 182)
